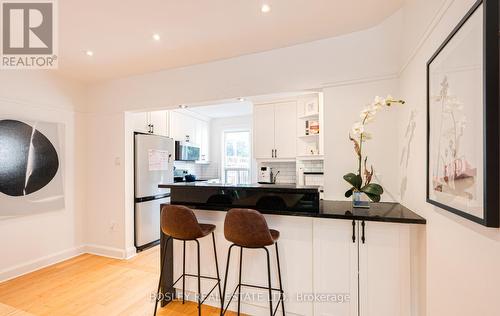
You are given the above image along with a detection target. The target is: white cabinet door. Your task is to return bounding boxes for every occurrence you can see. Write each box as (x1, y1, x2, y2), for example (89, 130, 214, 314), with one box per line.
(274, 101, 297, 159)
(169, 111, 182, 141)
(131, 112, 150, 133)
(197, 120, 210, 162)
(149, 110, 167, 136)
(253, 103, 275, 159)
(358, 222, 410, 316)
(169, 111, 196, 142)
(313, 218, 358, 316)
(193, 118, 203, 146)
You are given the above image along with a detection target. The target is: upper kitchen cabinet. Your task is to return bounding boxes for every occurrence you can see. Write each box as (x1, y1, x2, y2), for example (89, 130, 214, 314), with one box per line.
(169, 111, 196, 143)
(149, 111, 168, 136)
(196, 119, 210, 163)
(131, 111, 169, 136)
(253, 101, 297, 160)
(169, 110, 210, 163)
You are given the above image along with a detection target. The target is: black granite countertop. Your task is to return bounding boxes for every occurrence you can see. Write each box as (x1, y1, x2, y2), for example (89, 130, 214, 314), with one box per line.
(159, 182, 320, 193)
(161, 200, 426, 225)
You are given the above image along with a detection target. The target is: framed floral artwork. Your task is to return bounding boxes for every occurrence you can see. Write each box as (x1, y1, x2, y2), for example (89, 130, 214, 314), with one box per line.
(426, 0, 499, 227)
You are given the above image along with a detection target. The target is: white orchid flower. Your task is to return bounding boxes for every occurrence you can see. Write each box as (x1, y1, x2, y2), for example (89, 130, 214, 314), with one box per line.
(352, 122, 364, 135)
(372, 102, 383, 112)
(360, 104, 377, 121)
(360, 107, 376, 118)
(361, 132, 372, 140)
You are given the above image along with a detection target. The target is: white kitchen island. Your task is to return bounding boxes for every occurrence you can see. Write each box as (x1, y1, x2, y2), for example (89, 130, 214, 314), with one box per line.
(157, 183, 425, 316)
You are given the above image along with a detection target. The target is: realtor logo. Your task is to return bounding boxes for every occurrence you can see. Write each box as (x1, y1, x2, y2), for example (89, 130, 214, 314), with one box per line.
(1, 0, 58, 69)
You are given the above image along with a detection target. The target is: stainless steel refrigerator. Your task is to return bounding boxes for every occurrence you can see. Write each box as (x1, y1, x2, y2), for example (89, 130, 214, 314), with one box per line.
(134, 133, 174, 251)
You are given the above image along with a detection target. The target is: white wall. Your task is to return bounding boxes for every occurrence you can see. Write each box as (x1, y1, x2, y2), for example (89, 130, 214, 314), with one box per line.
(323, 78, 401, 201)
(85, 112, 132, 258)
(0, 71, 87, 281)
(398, 1, 500, 315)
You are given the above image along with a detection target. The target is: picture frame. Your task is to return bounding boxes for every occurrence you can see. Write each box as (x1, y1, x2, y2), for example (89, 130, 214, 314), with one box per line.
(304, 98, 319, 115)
(426, 0, 499, 227)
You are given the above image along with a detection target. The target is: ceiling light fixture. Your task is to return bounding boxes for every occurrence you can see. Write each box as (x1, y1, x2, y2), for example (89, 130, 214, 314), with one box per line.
(85, 50, 94, 57)
(237, 98, 246, 102)
(152, 33, 161, 41)
(179, 104, 188, 109)
(261, 4, 271, 13)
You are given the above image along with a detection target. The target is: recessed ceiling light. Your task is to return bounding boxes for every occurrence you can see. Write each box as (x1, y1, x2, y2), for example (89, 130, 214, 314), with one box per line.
(179, 104, 188, 109)
(85, 50, 94, 57)
(152, 33, 161, 41)
(237, 98, 246, 102)
(261, 4, 271, 13)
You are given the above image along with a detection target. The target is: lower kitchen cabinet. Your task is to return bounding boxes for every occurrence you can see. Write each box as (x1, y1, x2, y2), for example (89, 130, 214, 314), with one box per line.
(358, 221, 410, 316)
(164, 210, 416, 316)
(313, 219, 358, 316)
(313, 219, 410, 316)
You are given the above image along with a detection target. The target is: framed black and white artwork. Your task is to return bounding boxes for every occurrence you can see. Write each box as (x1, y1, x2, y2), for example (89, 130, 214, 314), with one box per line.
(0, 118, 65, 218)
(426, 0, 499, 227)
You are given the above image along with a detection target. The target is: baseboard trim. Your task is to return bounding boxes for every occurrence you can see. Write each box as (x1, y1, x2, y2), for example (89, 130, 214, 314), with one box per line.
(82, 244, 129, 259)
(0, 244, 138, 283)
(0, 246, 85, 283)
(125, 246, 138, 259)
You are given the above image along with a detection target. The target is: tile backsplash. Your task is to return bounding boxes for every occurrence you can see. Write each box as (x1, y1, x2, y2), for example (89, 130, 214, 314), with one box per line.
(174, 161, 219, 180)
(175, 160, 325, 185)
(258, 161, 296, 184)
(297, 160, 324, 173)
(297, 160, 324, 186)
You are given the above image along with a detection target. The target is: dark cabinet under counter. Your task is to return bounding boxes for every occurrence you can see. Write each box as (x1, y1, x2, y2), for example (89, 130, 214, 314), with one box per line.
(159, 182, 320, 213)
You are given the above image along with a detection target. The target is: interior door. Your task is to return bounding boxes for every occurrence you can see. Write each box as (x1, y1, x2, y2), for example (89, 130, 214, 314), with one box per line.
(358, 222, 410, 316)
(313, 218, 358, 316)
(274, 101, 297, 158)
(253, 103, 275, 159)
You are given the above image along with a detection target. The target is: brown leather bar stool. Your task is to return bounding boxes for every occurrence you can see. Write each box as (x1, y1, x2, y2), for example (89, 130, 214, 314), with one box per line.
(220, 208, 285, 316)
(154, 205, 223, 316)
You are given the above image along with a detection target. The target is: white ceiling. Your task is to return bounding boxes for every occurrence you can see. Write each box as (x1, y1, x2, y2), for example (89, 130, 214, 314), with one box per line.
(186, 101, 253, 119)
(58, 0, 403, 83)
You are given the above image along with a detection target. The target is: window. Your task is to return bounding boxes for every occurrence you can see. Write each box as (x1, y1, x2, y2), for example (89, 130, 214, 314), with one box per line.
(223, 131, 251, 184)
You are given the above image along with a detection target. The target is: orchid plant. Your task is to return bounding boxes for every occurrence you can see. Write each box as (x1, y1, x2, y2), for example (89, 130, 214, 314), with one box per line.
(344, 95, 405, 202)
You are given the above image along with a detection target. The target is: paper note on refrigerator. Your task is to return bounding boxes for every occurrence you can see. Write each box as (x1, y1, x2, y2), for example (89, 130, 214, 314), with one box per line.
(148, 149, 169, 171)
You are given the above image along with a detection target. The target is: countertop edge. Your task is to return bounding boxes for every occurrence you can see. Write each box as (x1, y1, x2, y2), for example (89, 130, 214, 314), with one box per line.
(161, 201, 427, 225)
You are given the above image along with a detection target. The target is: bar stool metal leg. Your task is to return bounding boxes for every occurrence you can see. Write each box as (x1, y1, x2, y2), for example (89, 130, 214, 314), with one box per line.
(264, 247, 273, 316)
(211, 233, 223, 310)
(196, 240, 202, 316)
(275, 243, 285, 316)
(154, 237, 171, 316)
(182, 240, 186, 304)
(237, 247, 243, 314)
(221, 244, 236, 316)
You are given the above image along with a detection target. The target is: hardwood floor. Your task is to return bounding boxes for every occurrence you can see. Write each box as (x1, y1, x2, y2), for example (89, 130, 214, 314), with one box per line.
(0, 247, 238, 316)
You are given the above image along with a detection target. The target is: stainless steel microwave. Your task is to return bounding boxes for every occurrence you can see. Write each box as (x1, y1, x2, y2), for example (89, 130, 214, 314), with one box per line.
(175, 141, 200, 161)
